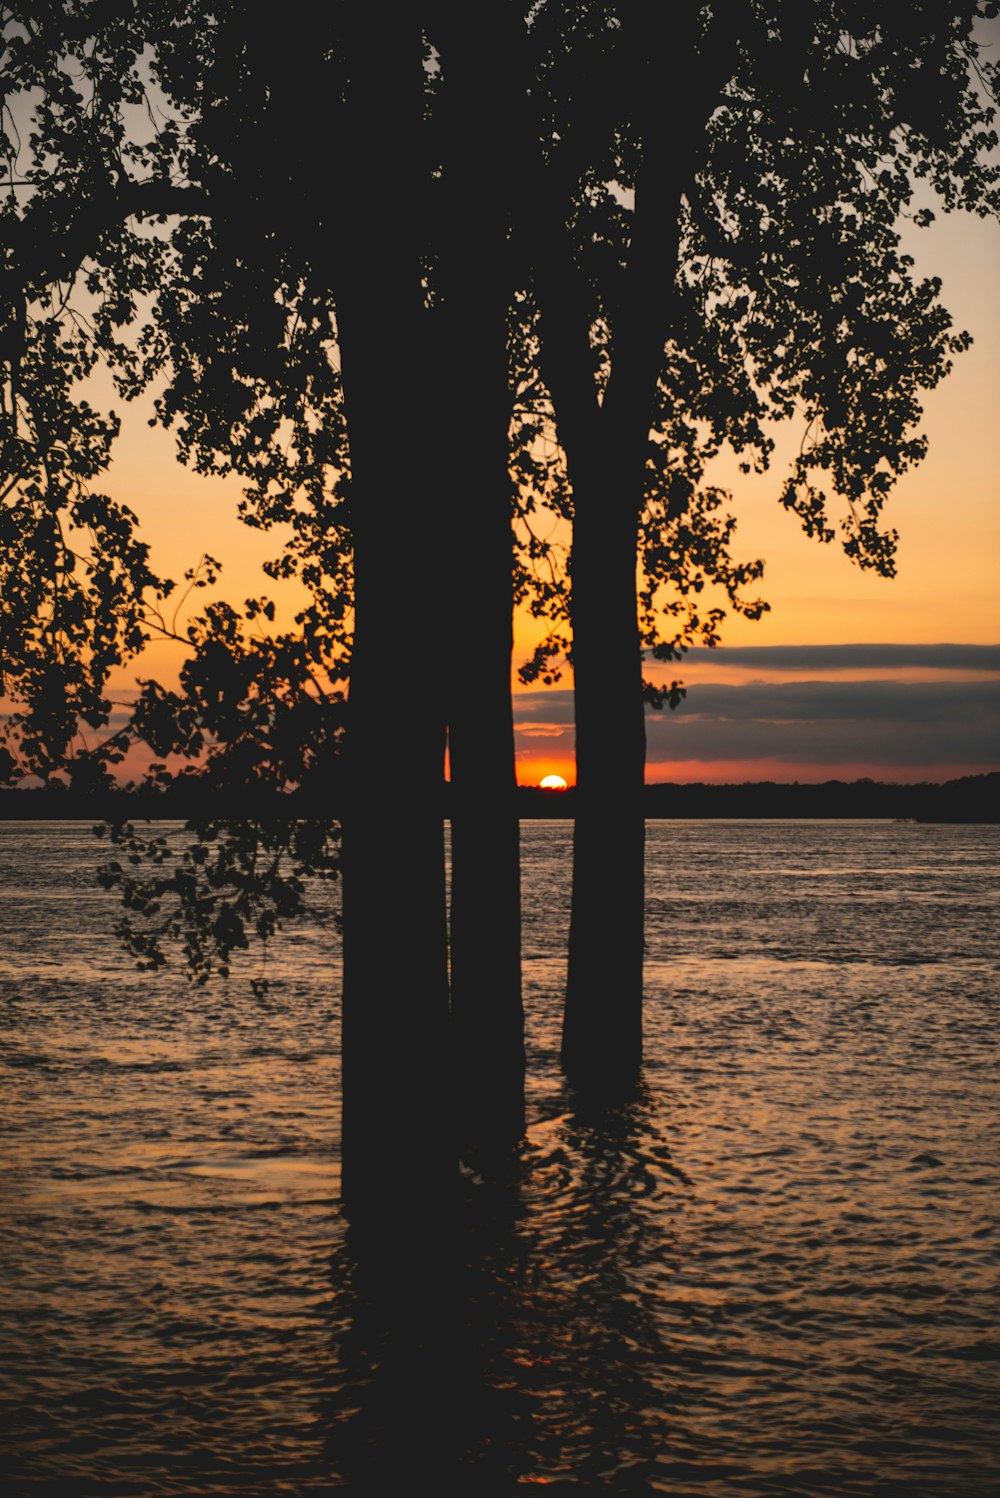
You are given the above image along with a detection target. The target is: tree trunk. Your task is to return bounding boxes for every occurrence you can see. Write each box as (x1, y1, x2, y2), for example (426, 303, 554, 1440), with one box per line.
(336, 19, 453, 1215)
(445, 361, 524, 1164)
(547, 98, 684, 1095)
(563, 459, 646, 1092)
(436, 7, 525, 1166)
(340, 611, 452, 1213)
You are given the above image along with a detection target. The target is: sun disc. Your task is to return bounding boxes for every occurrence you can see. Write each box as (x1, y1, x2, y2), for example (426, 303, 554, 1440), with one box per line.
(539, 775, 569, 791)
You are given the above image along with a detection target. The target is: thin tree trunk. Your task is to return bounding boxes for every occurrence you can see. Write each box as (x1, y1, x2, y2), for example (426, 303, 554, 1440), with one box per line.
(435, 6, 525, 1164)
(563, 461, 646, 1091)
(529, 277, 650, 1094)
(445, 361, 524, 1163)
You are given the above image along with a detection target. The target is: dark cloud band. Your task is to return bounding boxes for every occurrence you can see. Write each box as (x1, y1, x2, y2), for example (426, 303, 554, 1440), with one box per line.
(514, 677, 1000, 770)
(668, 679, 999, 724)
(679, 643, 1000, 671)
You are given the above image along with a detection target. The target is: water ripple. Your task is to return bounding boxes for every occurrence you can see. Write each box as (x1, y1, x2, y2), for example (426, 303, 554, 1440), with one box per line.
(1, 819, 997, 1494)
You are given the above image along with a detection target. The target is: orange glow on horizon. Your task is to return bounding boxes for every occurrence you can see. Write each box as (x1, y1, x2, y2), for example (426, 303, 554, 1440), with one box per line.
(642, 757, 998, 785)
(515, 755, 576, 788)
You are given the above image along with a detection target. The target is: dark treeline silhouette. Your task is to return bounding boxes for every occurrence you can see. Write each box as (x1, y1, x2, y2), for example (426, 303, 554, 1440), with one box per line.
(2, 4, 998, 1209)
(530, 773, 1000, 822)
(1, 772, 995, 824)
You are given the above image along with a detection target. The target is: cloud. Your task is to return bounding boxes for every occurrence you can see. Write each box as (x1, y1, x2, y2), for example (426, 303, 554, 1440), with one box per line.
(517, 722, 573, 738)
(513, 690, 575, 726)
(677, 643, 1000, 672)
(513, 678, 1000, 771)
(649, 680, 999, 766)
(669, 679, 999, 724)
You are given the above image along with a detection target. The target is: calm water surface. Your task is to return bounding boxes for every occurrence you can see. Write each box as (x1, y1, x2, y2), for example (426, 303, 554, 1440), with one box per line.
(1, 820, 997, 1495)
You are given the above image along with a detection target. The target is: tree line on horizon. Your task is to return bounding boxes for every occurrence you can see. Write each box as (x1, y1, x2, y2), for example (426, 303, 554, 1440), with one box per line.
(1, 770, 996, 814)
(2, 1, 997, 1211)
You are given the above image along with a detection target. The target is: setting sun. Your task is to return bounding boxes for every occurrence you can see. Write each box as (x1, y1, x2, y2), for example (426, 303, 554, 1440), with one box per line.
(539, 775, 569, 791)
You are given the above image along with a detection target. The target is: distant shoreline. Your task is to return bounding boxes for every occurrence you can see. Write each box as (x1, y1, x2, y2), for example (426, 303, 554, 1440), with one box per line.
(0, 773, 995, 824)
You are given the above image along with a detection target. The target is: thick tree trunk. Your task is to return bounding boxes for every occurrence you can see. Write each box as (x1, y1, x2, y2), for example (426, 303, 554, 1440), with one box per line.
(340, 608, 452, 1213)
(435, 7, 525, 1166)
(336, 20, 453, 1215)
(338, 379, 453, 1213)
(563, 464, 646, 1091)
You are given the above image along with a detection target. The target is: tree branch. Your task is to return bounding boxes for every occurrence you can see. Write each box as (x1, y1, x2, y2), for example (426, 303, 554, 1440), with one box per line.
(3, 179, 213, 303)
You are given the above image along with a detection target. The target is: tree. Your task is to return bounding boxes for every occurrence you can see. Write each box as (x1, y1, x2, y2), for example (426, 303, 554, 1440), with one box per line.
(0, 0, 529, 1206)
(512, 0, 999, 1088)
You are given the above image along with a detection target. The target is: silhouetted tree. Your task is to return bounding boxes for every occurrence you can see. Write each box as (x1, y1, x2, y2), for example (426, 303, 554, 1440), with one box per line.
(513, 0, 999, 1089)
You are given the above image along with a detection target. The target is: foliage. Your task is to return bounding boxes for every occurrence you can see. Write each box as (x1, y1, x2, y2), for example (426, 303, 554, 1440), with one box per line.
(1, 1, 356, 782)
(2, 1, 998, 980)
(0, 305, 171, 780)
(96, 813, 339, 991)
(1, 1, 352, 980)
(513, 0, 998, 691)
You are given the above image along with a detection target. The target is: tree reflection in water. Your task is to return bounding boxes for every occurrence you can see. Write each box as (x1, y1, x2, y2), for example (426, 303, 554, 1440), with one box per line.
(320, 1087, 681, 1493)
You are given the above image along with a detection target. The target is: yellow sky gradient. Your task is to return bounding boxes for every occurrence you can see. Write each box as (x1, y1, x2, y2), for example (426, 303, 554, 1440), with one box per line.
(103, 205, 999, 646)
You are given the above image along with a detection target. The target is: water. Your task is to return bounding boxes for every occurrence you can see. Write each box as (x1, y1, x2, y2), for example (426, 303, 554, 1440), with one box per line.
(1, 820, 997, 1495)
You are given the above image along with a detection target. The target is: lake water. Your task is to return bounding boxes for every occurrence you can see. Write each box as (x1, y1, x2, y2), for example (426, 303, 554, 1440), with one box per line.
(1, 820, 997, 1496)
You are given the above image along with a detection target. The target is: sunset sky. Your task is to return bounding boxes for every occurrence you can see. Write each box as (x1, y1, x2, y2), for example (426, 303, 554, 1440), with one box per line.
(97, 187, 1000, 788)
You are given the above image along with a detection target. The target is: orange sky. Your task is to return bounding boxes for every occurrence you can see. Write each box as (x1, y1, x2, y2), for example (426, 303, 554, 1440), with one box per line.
(94, 198, 999, 788)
